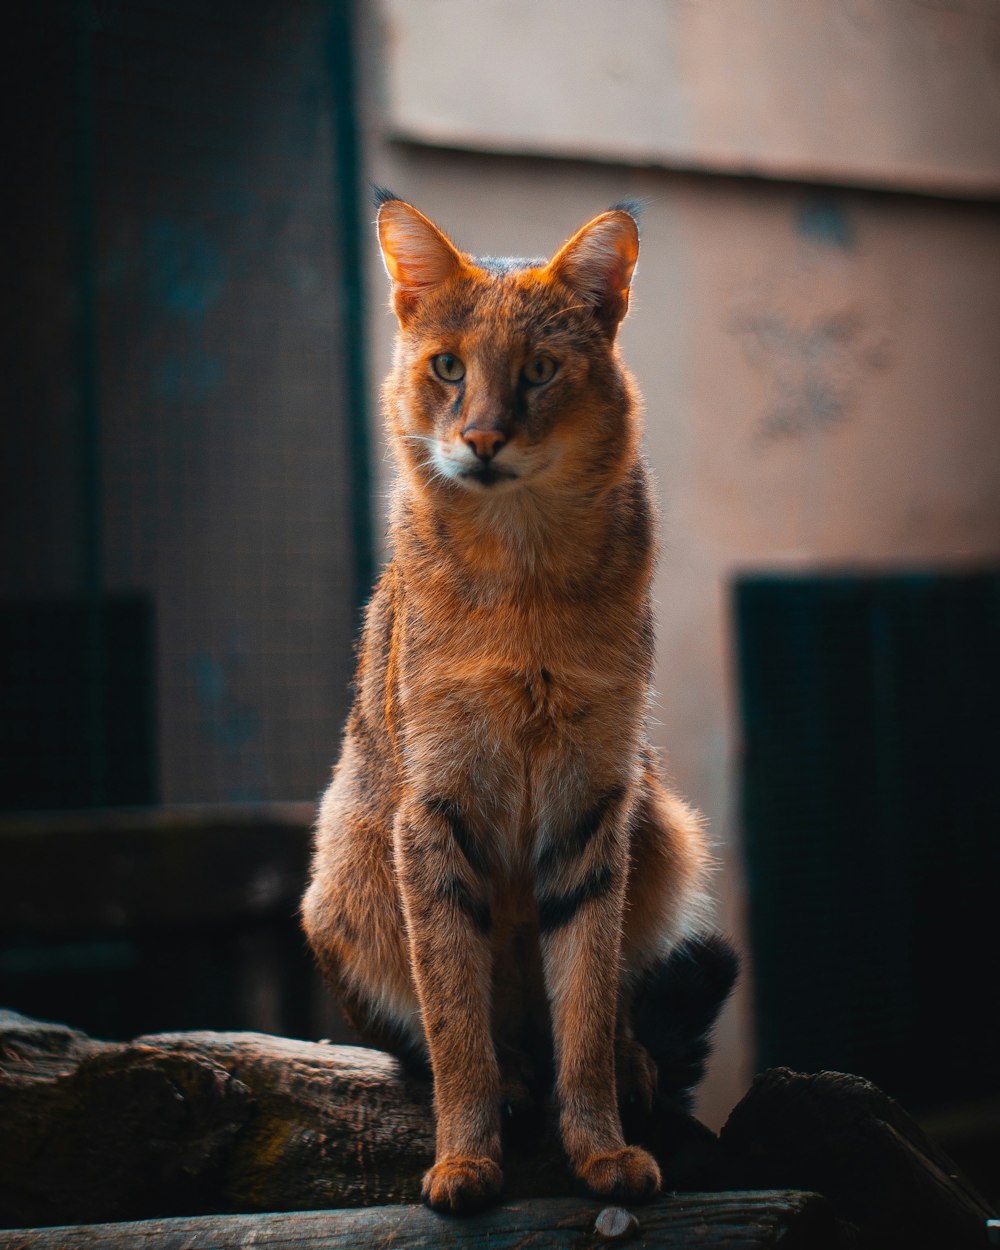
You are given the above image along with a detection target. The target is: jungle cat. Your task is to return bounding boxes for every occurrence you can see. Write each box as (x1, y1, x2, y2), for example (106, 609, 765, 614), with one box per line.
(302, 192, 715, 1215)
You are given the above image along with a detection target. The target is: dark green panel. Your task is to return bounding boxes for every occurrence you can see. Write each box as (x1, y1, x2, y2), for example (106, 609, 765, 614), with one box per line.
(0, 595, 157, 810)
(735, 569, 1000, 1113)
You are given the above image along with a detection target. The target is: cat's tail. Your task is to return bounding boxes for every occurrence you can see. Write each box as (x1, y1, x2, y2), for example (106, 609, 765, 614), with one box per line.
(632, 932, 740, 1114)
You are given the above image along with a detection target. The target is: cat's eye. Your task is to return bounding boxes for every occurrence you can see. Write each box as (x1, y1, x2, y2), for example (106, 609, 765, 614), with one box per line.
(522, 356, 557, 386)
(432, 353, 465, 382)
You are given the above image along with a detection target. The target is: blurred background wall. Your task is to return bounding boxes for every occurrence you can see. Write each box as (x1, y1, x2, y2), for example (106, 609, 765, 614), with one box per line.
(2, 0, 998, 1194)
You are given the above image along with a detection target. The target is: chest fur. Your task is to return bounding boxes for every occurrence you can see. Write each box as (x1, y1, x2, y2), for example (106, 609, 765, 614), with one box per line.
(388, 599, 646, 859)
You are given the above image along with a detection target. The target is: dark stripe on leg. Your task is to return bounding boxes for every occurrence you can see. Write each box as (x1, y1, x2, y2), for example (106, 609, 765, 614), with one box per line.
(438, 874, 492, 935)
(424, 795, 490, 875)
(536, 785, 626, 878)
(537, 864, 615, 933)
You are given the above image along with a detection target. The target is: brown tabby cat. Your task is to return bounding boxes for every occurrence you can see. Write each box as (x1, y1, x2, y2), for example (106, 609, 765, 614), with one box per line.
(302, 192, 712, 1214)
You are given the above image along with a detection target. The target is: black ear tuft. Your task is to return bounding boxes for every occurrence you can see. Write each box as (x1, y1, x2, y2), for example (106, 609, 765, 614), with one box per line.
(608, 198, 646, 226)
(372, 184, 400, 208)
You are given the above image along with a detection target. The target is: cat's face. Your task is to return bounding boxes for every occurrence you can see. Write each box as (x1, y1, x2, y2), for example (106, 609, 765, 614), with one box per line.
(377, 198, 640, 498)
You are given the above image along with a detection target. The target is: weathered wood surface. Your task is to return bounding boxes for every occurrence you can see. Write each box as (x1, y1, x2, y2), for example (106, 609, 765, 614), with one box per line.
(720, 1067, 997, 1249)
(3, 1012, 995, 1248)
(0, 1191, 842, 1250)
(0, 1009, 431, 1228)
(0, 1011, 712, 1230)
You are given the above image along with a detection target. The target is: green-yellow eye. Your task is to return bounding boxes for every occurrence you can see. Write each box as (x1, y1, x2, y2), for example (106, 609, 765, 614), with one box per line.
(522, 356, 556, 386)
(432, 353, 465, 382)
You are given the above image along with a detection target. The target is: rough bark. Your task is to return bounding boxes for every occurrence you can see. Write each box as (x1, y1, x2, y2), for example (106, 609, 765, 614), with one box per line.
(0, 1011, 714, 1229)
(0, 1191, 842, 1250)
(2, 1012, 994, 1250)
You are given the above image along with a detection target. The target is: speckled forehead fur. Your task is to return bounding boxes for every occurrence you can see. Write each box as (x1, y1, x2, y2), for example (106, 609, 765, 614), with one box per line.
(403, 255, 600, 343)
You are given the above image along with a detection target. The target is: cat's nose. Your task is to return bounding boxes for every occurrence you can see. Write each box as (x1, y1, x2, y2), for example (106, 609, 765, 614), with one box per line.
(462, 427, 507, 462)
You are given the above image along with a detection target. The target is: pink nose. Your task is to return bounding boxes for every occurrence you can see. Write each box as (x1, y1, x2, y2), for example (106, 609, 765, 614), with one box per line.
(462, 427, 507, 461)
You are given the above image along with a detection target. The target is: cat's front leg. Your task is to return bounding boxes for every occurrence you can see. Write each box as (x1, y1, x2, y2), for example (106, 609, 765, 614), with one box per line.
(393, 796, 502, 1214)
(536, 791, 661, 1200)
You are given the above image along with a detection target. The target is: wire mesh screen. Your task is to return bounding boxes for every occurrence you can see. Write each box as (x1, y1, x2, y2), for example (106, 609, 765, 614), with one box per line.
(3, 0, 363, 807)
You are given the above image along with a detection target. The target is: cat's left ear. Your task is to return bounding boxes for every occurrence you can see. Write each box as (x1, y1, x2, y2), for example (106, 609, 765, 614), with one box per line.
(377, 197, 466, 324)
(547, 209, 639, 337)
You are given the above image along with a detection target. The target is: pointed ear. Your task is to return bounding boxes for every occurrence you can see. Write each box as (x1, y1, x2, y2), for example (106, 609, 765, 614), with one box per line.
(377, 198, 465, 323)
(547, 209, 639, 336)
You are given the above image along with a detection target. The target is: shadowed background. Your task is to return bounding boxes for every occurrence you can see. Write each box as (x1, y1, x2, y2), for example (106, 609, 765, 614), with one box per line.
(2, 0, 998, 1202)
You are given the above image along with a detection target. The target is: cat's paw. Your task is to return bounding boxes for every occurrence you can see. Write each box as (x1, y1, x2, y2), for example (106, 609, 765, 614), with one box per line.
(421, 1156, 503, 1215)
(576, 1145, 661, 1202)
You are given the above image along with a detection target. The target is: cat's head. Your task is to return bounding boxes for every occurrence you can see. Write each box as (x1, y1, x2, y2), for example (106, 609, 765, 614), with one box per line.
(375, 192, 641, 498)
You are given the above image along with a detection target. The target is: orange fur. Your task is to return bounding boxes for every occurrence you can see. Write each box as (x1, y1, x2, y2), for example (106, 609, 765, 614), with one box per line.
(302, 196, 712, 1214)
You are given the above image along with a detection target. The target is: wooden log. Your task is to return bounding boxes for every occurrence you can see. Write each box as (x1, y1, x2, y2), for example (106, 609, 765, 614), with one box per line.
(0, 1190, 843, 1250)
(6, 1010, 991, 1247)
(718, 1067, 997, 1249)
(0, 1009, 428, 1227)
(0, 1011, 717, 1229)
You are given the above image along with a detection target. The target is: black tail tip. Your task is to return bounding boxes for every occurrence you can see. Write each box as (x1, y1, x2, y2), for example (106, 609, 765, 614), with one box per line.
(631, 932, 740, 1110)
(662, 932, 740, 1015)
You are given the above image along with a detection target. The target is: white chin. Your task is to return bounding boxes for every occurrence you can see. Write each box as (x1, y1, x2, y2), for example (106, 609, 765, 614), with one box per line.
(433, 449, 523, 492)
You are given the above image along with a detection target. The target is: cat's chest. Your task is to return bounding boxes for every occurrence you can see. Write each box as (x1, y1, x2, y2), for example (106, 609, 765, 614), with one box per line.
(403, 637, 635, 751)
(516, 664, 591, 731)
(393, 565, 649, 801)
(394, 596, 646, 863)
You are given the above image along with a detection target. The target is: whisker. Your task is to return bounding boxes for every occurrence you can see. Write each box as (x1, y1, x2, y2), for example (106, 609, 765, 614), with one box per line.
(538, 302, 591, 330)
(409, 451, 451, 488)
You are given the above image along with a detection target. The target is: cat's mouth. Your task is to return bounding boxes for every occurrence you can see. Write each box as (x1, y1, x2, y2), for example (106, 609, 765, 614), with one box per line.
(458, 464, 519, 488)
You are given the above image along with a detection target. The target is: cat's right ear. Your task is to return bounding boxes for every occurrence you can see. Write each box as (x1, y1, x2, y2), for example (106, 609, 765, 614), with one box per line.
(377, 199, 465, 324)
(547, 208, 639, 338)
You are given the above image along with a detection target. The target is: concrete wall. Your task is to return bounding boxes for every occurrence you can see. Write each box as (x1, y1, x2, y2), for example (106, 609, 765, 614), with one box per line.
(382, 0, 1000, 197)
(355, 1, 1000, 1127)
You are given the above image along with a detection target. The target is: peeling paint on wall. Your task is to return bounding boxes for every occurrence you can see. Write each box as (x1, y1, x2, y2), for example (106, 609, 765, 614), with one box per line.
(729, 204, 893, 439)
(732, 306, 891, 439)
(796, 195, 855, 250)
